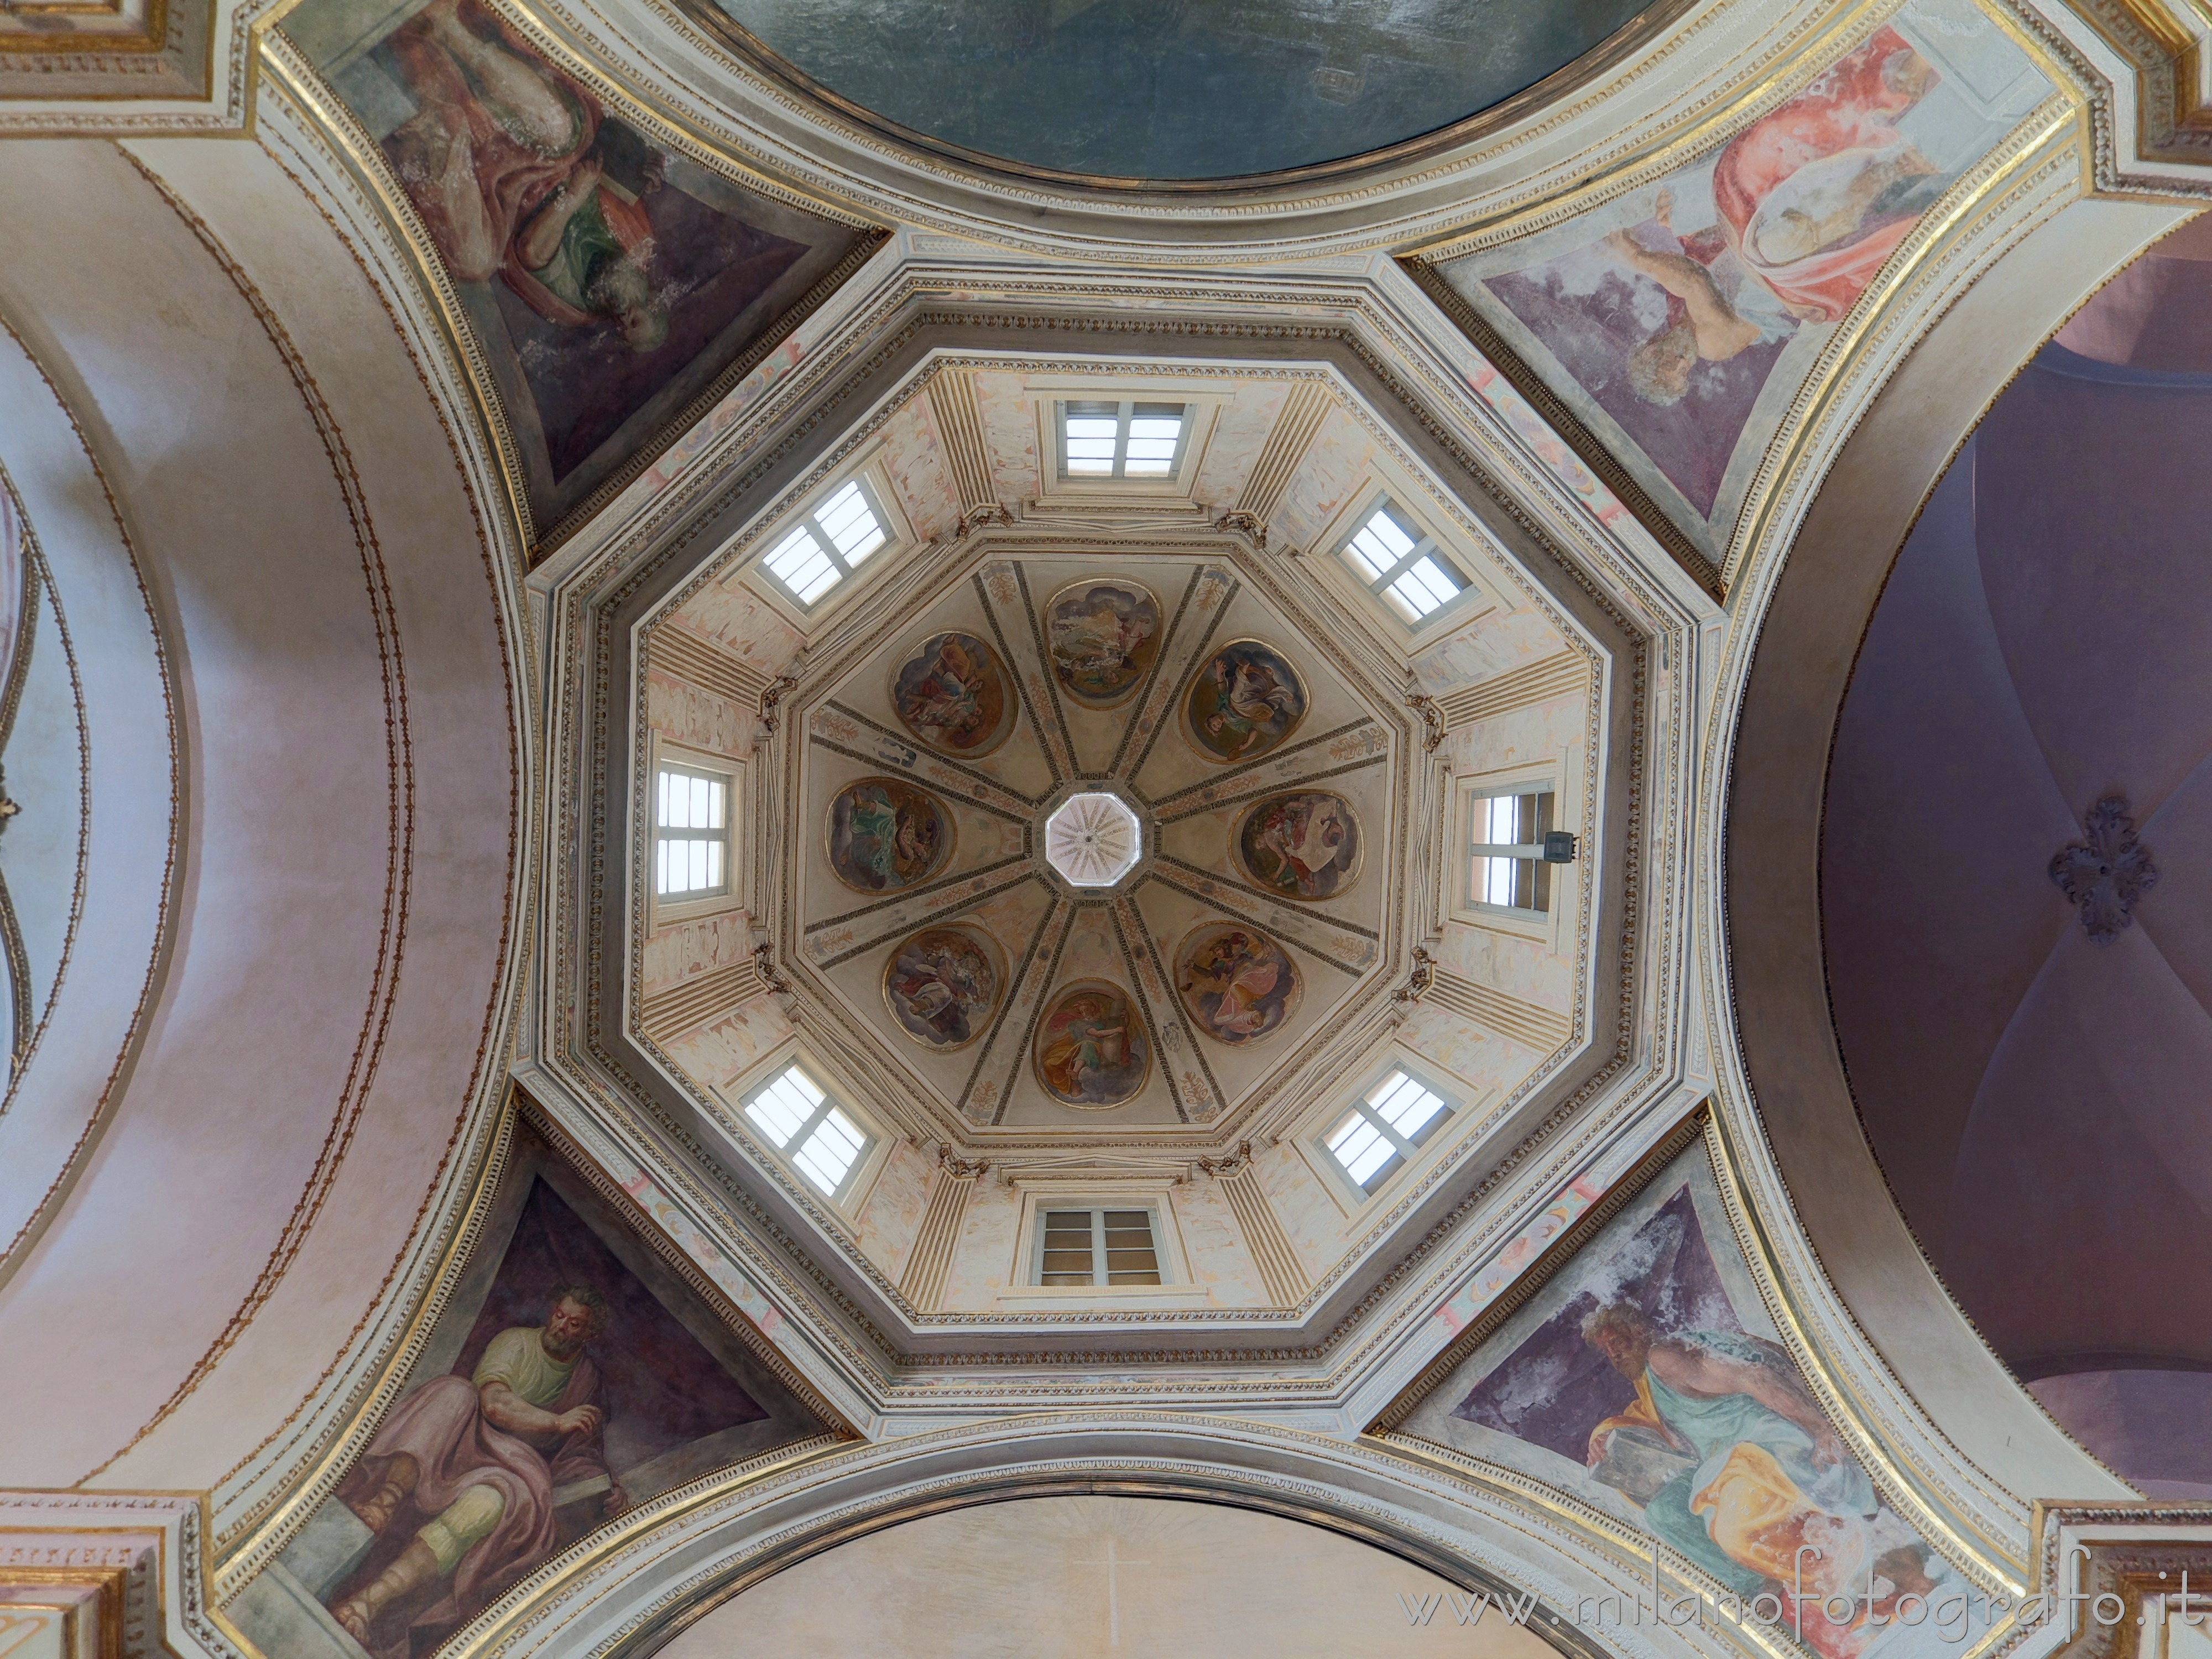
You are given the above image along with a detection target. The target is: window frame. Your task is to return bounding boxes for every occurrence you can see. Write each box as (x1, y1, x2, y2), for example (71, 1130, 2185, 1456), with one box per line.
(1029, 1202, 1168, 1287)
(754, 471, 897, 611)
(733, 1057, 880, 1207)
(739, 450, 919, 627)
(1335, 493, 1482, 631)
(645, 737, 744, 927)
(1054, 399, 1193, 483)
(1447, 757, 1581, 947)
(1464, 781, 1557, 920)
(1314, 1062, 1459, 1199)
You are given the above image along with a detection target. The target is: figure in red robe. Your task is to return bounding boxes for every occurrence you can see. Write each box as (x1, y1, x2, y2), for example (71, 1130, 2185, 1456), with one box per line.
(1599, 26, 1941, 405)
(383, 0, 669, 351)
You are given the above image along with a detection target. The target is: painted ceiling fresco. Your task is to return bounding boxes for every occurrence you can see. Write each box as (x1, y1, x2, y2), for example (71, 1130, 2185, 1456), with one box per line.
(1385, 1134, 1988, 1659)
(281, 0, 880, 543)
(796, 554, 1395, 1130)
(1420, 0, 2049, 571)
(229, 1110, 842, 1659)
(691, 0, 1656, 179)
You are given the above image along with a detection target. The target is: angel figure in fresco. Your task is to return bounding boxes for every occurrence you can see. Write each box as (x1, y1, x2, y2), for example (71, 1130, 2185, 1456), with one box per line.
(1247, 794, 1354, 899)
(1601, 25, 1943, 405)
(840, 783, 940, 890)
(1179, 931, 1285, 1041)
(1038, 994, 1131, 1101)
(1202, 655, 1300, 760)
(1051, 595, 1156, 693)
(900, 635, 992, 745)
(886, 934, 991, 1046)
(383, 0, 671, 352)
(1581, 1303, 1880, 1615)
(328, 1286, 627, 1649)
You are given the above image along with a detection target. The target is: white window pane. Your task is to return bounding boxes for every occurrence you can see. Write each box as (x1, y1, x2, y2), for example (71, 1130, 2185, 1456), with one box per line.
(1128, 415, 1182, 438)
(781, 1066, 826, 1108)
(655, 841, 671, 895)
(792, 560, 841, 603)
(1366, 1070, 1420, 1114)
(1123, 458, 1172, 476)
(1409, 555, 1462, 604)
(747, 1073, 815, 1146)
(795, 1108, 865, 1194)
(706, 840, 723, 889)
(840, 521, 888, 564)
(1125, 437, 1179, 460)
(1375, 1074, 1446, 1138)
(816, 481, 868, 534)
(1343, 526, 1395, 582)
(656, 770, 672, 827)
(1485, 796, 1517, 843)
(708, 779, 727, 830)
(1065, 417, 1119, 438)
(1327, 1113, 1392, 1185)
(1483, 855, 1519, 906)
(1362, 507, 1416, 560)
(1384, 573, 1435, 621)
(685, 775, 706, 829)
(765, 526, 826, 583)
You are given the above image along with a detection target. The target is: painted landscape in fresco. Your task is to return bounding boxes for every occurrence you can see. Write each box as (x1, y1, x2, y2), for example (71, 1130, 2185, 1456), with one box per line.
(238, 1124, 831, 1659)
(1394, 1144, 1963, 1659)
(826, 775, 953, 894)
(1045, 579, 1162, 707)
(1175, 924, 1300, 1046)
(281, 0, 875, 535)
(1235, 789, 1361, 902)
(1032, 980, 1149, 1107)
(882, 925, 1000, 1049)
(1183, 639, 1307, 764)
(891, 630, 1017, 758)
(1432, 0, 2049, 561)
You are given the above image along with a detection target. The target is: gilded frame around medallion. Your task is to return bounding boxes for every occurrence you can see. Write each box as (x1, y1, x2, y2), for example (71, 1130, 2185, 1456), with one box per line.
(1030, 977, 1152, 1110)
(1229, 787, 1365, 906)
(887, 628, 1020, 760)
(1179, 635, 1310, 766)
(880, 922, 1006, 1053)
(823, 774, 958, 896)
(1040, 576, 1164, 711)
(252, 8, 889, 565)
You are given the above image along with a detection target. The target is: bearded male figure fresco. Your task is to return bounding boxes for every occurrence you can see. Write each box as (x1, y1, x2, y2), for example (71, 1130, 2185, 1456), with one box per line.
(328, 1286, 627, 1648)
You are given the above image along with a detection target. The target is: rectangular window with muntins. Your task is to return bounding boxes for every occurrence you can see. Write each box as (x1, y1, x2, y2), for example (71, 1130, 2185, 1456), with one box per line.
(1057, 400, 1190, 481)
(1467, 786, 1556, 916)
(759, 476, 892, 606)
(654, 762, 732, 898)
(1338, 498, 1475, 626)
(1321, 1067, 1454, 1194)
(741, 1062, 874, 1200)
(1034, 1206, 1164, 1286)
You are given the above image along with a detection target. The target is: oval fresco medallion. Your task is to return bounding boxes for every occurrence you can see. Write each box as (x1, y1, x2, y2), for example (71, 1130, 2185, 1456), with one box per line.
(881, 924, 1004, 1051)
(826, 775, 956, 894)
(1233, 789, 1361, 903)
(1044, 578, 1162, 708)
(1182, 638, 1307, 764)
(1031, 979, 1150, 1108)
(1174, 923, 1301, 1047)
(890, 630, 1018, 757)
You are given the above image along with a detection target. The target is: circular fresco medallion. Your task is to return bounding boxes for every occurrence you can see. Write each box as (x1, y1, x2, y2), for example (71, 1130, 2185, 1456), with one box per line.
(889, 630, 1018, 757)
(1173, 923, 1302, 1047)
(1232, 789, 1361, 903)
(1044, 578, 1162, 708)
(881, 924, 1004, 1051)
(1031, 979, 1150, 1109)
(825, 775, 956, 895)
(1182, 638, 1308, 765)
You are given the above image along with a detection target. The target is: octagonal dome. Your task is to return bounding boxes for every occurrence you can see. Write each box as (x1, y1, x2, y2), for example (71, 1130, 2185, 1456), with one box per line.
(1044, 791, 1143, 889)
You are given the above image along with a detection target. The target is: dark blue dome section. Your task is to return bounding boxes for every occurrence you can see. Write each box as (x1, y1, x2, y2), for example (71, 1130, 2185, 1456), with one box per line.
(705, 0, 1658, 181)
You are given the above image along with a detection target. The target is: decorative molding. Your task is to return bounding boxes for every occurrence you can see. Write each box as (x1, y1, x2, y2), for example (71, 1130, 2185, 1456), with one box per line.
(1233, 379, 1332, 528)
(2028, 1502, 2212, 1659)
(1392, 945, 1437, 1006)
(2050, 794, 2159, 944)
(650, 624, 773, 709)
(1207, 1154, 1312, 1306)
(0, 1491, 233, 1659)
(640, 960, 765, 1042)
(1437, 651, 1589, 729)
(896, 1152, 983, 1310)
(1427, 969, 1572, 1053)
(755, 673, 799, 735)
(927, 368, 998, 519)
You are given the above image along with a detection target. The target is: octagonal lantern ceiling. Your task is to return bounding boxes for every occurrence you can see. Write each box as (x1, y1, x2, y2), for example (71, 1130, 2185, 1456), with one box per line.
(791, 552, 1399, 1133)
